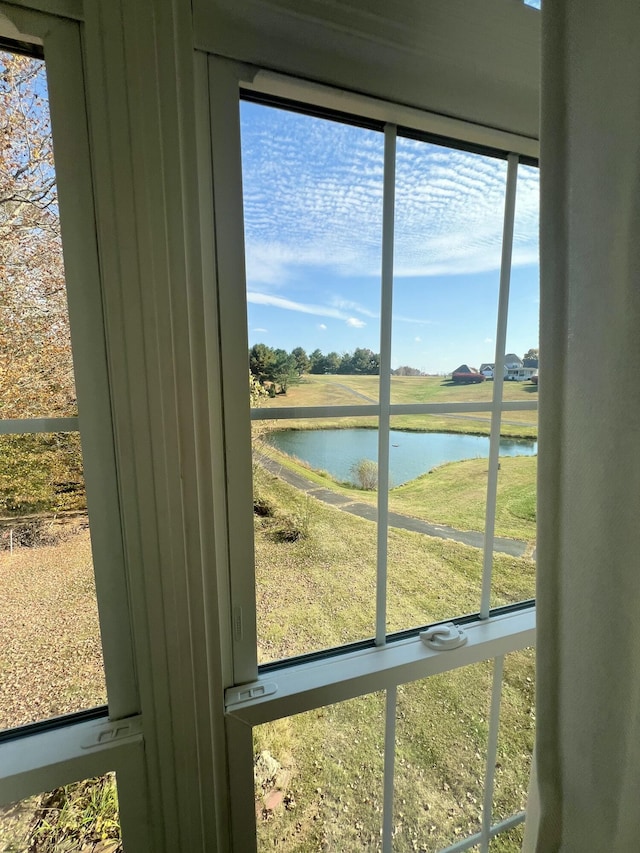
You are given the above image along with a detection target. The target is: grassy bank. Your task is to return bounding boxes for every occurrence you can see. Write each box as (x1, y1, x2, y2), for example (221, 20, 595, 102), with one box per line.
(256, 441, 537, 546)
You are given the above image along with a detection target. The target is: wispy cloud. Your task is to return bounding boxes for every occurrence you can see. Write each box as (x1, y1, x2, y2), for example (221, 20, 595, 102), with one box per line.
(248, 291, 370, 329)
(395, 314, 434, 326)
(248, 289, 432, 327)
(330, 297, 378, 319)
(248, 291, 346, 319)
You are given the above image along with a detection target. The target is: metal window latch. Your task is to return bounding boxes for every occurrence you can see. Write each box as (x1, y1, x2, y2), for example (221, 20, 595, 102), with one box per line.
(420, 622, 467, 651)
(81, 715, 143, 749)
(225, 682, 278, 708)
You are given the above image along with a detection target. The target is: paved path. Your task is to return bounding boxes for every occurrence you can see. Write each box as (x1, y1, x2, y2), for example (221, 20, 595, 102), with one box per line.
(258, 455, 530, 558)
(332, 383, 377, 403)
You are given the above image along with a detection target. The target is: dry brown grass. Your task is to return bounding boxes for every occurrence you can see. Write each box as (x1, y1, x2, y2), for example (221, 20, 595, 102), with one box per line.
(0, 527, 106, 731)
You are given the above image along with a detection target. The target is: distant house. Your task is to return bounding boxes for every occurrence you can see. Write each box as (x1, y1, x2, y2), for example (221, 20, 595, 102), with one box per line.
(451, 364, 485, 384)
(477, 354, 539, 381)
(503, 353, 536, 381)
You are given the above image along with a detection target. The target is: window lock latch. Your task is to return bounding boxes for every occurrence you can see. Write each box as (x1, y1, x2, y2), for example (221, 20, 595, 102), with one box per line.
(420, 622, 467, 651)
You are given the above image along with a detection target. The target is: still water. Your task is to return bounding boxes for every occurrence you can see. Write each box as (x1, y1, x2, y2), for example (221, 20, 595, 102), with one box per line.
(266, 428, 537, 486)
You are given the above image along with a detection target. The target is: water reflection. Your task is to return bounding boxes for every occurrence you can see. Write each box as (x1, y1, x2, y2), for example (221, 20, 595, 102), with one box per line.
(266, 429, 536, 486)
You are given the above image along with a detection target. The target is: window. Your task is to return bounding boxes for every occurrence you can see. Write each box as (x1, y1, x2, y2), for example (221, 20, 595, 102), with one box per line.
(0, 16, 141, 853)
(206, 59, 538, 851)
(2, 3, 542, 852)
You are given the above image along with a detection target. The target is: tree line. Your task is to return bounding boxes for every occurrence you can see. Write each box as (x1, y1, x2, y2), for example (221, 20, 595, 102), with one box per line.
(1, 51, 85, 521)
(249, 344, 383, 395)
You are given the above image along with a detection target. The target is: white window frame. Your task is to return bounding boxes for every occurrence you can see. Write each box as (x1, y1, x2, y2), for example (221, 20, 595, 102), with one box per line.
(202, 56, 539, 852)
(0, 5, 147, 848)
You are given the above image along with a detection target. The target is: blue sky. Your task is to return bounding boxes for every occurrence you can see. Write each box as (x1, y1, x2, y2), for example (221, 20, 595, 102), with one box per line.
(240, 102, 539, 374)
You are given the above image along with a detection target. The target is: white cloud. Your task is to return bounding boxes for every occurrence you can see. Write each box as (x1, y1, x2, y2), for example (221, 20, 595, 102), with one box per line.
(484, 337, 493, 344)
(253, 327, 268, 333)
(318, 323, 327, 330)
(240, 105, 539, 283)
(347, 317, 366, 328)
(414, 336, 421, 343)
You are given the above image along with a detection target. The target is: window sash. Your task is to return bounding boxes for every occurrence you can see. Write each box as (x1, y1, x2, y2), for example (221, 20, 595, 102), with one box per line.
(0, 9, 143, 846)
(211, 56, 538, 684)
(31, 17, 137, 722)
(225, 607, 535, 853)
(209, 62, 538, 852)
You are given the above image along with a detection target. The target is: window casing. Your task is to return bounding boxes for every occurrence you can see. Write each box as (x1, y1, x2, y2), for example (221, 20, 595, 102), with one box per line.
(0, 3, 541, 850)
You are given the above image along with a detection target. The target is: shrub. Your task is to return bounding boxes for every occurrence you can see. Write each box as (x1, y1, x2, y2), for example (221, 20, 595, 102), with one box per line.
(349, 458, 378, 490)
(254, 497, 275, 518)
(0, 518, 60, 550)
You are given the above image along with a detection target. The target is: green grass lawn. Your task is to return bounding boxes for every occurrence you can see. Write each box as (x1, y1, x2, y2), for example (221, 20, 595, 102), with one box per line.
(252, 469, 534, 851)
(389, 456, 537, 544)
(256, 374, 538, 439)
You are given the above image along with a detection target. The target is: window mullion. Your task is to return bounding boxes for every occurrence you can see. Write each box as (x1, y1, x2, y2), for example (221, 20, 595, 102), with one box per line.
(250, 400, 537, 421)
(382, 684, 397, 853)
(376, 123, 397, 646)
(480, 153, 519, 619)
(226, 715, 259, 853)
(0, 418, 79, 435)
(480, 654, 505, 853)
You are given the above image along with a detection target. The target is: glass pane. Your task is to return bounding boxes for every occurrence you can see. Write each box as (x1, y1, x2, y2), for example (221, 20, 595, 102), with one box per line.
(0, 773, 121, 852)
(254, 692, 384, 851)
(393, 136, 506, 403)
(491, 455, 537, 608)
(502, 163, 540, 402)
(0, 432, 106, 729)
(240, 100, 383, 411)
(393, 663, 492, 851)
(0, 50, 77, 420)
(492, 649, 535, 824)
(385, 413, 488, 633)
(489, 163, 539, 605)
(254, 416, 379, 662)
(490, 825, 525, 851)
(389, 374, 494, 425)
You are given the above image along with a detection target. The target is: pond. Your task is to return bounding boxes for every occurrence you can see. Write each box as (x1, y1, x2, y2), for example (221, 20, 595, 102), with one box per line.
(265, 429, 537, 487)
